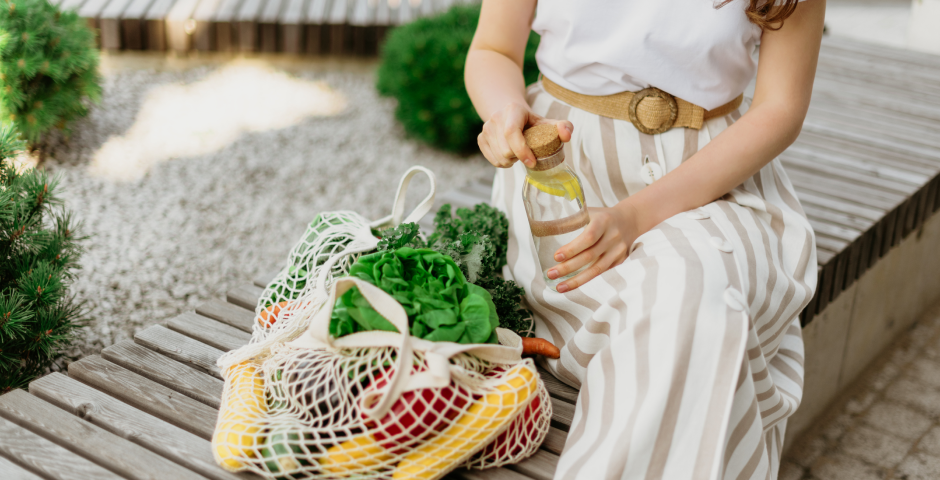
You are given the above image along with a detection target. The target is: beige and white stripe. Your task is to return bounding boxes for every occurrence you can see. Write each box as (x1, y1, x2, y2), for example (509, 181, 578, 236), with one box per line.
(492, 81, 817, 480)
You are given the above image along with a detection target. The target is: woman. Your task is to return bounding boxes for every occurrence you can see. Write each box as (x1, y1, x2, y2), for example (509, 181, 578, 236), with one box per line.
(465, 0, 824, 479)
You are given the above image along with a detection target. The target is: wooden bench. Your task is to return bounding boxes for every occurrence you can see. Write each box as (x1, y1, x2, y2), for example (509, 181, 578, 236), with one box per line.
(2, 36, 940, 478)
(52, 0, 474, 53)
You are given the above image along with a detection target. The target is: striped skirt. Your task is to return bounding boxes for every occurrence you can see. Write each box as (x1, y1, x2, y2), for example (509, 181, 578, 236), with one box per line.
(491, 81, 818, 480)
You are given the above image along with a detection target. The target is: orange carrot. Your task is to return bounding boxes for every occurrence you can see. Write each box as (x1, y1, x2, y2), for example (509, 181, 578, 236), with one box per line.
(258, 301, 290, 328)
(521, 337, 560, 359)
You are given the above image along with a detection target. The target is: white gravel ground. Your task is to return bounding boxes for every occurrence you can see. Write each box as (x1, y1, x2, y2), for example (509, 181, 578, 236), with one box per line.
(44, 55, 492, 363)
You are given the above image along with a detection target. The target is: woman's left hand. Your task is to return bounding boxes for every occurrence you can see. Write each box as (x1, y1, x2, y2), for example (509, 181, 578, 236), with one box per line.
(548, 203, 642, 292)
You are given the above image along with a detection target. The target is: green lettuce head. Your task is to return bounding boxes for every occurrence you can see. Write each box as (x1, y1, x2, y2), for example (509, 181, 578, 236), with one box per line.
(329, 247, 499, 344)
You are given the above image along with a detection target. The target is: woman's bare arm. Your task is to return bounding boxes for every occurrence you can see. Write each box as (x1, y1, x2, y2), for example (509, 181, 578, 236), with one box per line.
(465, 0, 572, 168)
(551, 0, 827, 292)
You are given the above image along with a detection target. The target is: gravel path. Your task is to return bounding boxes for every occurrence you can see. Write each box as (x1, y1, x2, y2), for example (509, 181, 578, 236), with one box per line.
(44, 57, 491, 362)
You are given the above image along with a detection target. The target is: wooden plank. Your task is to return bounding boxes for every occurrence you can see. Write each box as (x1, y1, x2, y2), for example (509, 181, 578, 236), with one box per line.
(167, 311, 252, 352)
(550, 396, 574, 432)
(0, 416, 122, 480)
(166, 0, 201, 52)
(59, 0, 88, 11)
(258, 0, 284, 52)
(78, 0, 111, 33)
(192, 0, 223, 50)
(133, 325, 225, 378)
(0, 455, 43, 480)
(254, 269, 279, 288)
(541, 426, 567, 456)
(278, 0, 306, 53)
(119, 0, 155, 50)
(99, 0, 135, 49)
(213, 0, 242, 51)
(227, 284, 261, 312)
(0, 390, 204, 480)
(29, 373, 252, 480)
(304, 0, 330, 53)
(328, 0, 347, 54)
(235, 0, 264, 51)
(537, 366, 578, 404)
(452, 467, 534, 480)
(104, 340, 224, 406)
(68, 355, 217, 439)
(197, 299, 255, 332)
(144, 0, 176, 50)
(506, 449, 559, 480)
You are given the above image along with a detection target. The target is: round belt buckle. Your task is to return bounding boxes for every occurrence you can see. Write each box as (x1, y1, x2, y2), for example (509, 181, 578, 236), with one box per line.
(628, 87, 679, 135)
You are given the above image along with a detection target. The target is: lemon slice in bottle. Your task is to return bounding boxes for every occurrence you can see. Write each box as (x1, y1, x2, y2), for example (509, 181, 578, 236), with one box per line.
(528, 171, 584, 201)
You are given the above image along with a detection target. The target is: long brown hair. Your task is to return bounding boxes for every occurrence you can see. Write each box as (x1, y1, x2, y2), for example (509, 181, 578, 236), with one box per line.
(716, 0, 800, 30)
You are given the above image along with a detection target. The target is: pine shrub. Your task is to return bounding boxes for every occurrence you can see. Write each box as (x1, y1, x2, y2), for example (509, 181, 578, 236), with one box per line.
(376, 4, 540, 153)
(0, 0, 101, 146)
(0, 125, 85, 392)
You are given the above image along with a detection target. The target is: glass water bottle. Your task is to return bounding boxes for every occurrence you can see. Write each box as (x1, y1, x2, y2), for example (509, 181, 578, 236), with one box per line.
(521, 125, 591, 291)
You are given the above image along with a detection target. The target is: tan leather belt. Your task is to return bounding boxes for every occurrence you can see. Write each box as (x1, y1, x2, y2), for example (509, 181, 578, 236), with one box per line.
(541, 76, 744, 135)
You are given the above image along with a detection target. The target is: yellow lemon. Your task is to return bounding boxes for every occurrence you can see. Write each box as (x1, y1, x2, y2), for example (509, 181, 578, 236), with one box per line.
(527, 171, 583, 202)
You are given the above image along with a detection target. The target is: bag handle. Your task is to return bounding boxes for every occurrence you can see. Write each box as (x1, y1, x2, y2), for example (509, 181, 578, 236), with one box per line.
(370, 166, 437, 228)
(289, 276, 525, 419)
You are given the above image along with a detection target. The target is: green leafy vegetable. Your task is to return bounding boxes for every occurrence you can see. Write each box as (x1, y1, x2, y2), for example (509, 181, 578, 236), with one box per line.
(376, 222, 426, 252)
(330, 247, 499, 344)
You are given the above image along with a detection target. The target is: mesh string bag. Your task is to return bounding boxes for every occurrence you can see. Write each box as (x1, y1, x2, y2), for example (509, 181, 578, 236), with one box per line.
(214, 167, 551, 479)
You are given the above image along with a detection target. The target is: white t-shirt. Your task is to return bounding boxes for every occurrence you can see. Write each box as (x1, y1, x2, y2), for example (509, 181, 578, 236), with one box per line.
(532, 0, 803, 110)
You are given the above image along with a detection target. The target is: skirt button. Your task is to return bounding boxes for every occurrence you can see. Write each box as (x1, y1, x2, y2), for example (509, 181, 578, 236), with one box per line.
(724, 288, 746, 312)
(639, 162, 663, 185)
(710, 236, 733, 253)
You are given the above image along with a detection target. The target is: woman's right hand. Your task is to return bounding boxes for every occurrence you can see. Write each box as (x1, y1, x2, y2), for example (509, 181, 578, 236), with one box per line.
(477, 102, 573, 169)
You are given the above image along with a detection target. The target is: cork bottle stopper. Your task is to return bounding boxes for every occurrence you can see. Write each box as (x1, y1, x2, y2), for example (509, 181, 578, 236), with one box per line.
(524, 125, 562, 158)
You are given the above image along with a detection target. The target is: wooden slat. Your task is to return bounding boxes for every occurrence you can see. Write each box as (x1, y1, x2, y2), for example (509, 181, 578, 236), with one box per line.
(99, 0, 135, 49)
(0, 390, 203, 480)
(104, 340, 224, 406)
(254, 269, 279, 288)
(452, 467, 534, 480)
(119, 0, 155, 49)
(78, 0, 111, 31)
(0, 416, 122, 480)
(506, 449, 559, 480)
(304, 0, 330, 53)
(29, 373, 251, 480)
(0, 455, 43, 480)
(541, 426, 567, 456)
(537, 366, 578, 404)
(278, 0, 307, 53)
(135, 325, 226, 378)
(68, 355, 217, 439)
(144, 0, 177, 50)
(212, 0, 243, 51)
(258, 0, 284, 51)
(197, 299, 255, 332)
(549, 396, 574, 431)
(327, 0, 347, 54)
(59, 0, 89, 11)
(236, 0, 265, 51)
(227, 283, 262, 311)
(167, 311, 252, 352)
(192, 0, 224, 50)
(166, 0, 202, 52)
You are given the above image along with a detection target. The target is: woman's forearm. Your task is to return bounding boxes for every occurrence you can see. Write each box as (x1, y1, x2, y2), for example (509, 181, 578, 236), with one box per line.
(465, 49, 530, 122)
(624, 101, 804, 234)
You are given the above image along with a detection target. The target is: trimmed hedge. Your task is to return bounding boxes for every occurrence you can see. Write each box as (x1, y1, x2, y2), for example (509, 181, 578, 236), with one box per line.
(376, 4, 540, 153)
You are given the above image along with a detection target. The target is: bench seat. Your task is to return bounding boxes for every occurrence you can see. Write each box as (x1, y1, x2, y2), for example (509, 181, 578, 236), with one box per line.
(3, 37, 940, 479)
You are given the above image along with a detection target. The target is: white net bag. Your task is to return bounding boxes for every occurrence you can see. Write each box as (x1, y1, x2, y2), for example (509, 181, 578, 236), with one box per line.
(214, 167, 551, 479)
(214, 278, 551, 479)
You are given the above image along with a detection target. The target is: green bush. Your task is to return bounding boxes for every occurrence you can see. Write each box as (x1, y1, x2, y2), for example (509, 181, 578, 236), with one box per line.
(0, 125, 86, 392)
(0, 0, 101, 146)
(376, 4, 540, 153)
